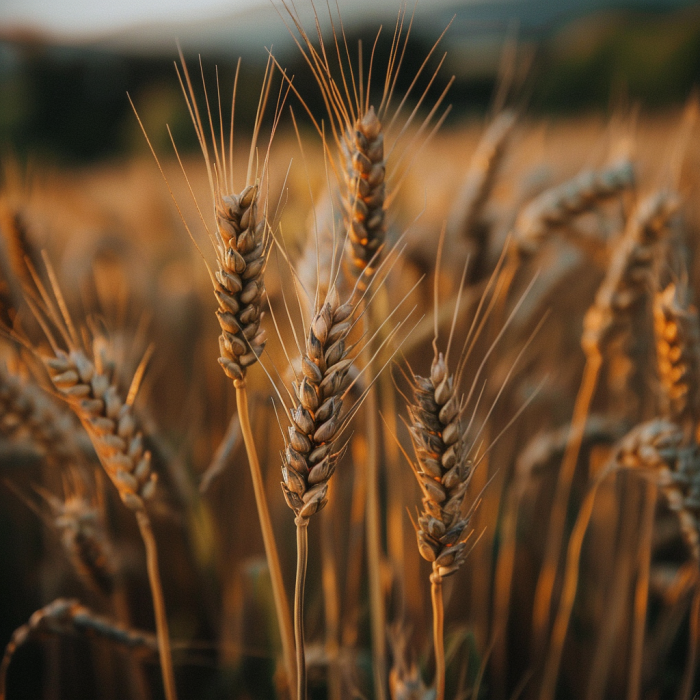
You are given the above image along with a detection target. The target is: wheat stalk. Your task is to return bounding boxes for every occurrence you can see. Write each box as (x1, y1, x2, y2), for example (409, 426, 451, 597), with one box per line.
(276, 10, 454, 693)
(281, 285, 356, 699)
(154, 52, 301, 692)
(541, 418, 700, 700)
(533, 190, 679, 651)
(16, 260, 177, 700)
(404, 349, 473, 700)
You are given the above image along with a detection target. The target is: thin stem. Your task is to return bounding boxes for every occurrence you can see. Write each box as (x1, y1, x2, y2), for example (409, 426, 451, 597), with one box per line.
(376, 285, 405, 612)
(492, 484, 521, 700)
(540, 464, 613, 700)
(320, 486, 341, 700)
(342, 434, 369, 650)
(679, 583, 700, 700)
(431, 569, 445, 700)
(235, 380, 296, 694)
(585, 476, 638, 700)
(111, 583, 151, 700)
(362, 301, 388, 700)
(532, 349, 602, 651)
(627, 480, 657, 700)
(135, 510, 178, 700)
(365, 380, 387, 700)
(295, 518, 309, 700)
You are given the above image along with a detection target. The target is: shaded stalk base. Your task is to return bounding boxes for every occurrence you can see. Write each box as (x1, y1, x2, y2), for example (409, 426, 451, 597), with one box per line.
(136, 510, 178, 700)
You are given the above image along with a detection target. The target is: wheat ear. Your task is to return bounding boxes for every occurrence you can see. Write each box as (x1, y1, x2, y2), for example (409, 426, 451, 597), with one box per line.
(343, 108, 387, 281)
(614, 419, 700, 561)
(541, 419, 699, 700)
(491, 157, 636, 347)
(280, 284, 357, 700)
(447, 109, 517, 240)
(514, 158, 635, 257)
(213, 183, 268, 383)
(654, 281, 700, 438)
(38, 477, 115, 598)
(20, 263, 177, 700)
(533, 190, 679, 650)
(0, 361, 81, 469)
(0, 598, 157, 700)
(166, 52, 297, 691)
(405, 350, 473, 700)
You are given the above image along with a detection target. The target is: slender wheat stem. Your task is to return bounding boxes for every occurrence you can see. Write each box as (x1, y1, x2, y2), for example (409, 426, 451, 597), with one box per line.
(294, 517, 309, 700)
(343, 435, 368, 650)
(532, 350, 602, 649)
(627, 480, 657, 700)
(320, 484, 341, 700)
(235, 380, 296, 693)
(535, 192, 678, 650)
(680, 585, 700, 700)
(431, 569, 446, 700)
(376, 285, 406, 614)
(365, 380, 387, 700)
(135, 510, 177, 700)
(540, 465, 613, 700)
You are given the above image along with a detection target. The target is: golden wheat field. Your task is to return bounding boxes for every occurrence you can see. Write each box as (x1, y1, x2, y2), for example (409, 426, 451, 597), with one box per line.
(2, 5, 700, 700)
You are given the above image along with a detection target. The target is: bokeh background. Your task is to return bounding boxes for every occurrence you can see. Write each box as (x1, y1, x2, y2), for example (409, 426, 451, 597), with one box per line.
(2, 0, 700, 163)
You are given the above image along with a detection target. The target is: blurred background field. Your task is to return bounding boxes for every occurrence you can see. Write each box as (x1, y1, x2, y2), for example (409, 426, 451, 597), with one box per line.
(2, 0, 700, 162)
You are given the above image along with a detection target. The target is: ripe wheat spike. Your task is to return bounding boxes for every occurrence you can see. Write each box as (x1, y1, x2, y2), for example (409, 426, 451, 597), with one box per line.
(654, 281, 700, 434)
(37, 476, 115, 597)
(583, 190, 679, 357)
(613, 419, 700, 561)
(514, 158, 635, 257)
(0, 361, 81, 470)
(281, 285, 355, 521)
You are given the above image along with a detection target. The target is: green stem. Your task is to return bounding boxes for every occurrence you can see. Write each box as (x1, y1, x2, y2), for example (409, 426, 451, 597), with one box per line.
(135, 510, 178, 700)
(235, 380, 296, 694)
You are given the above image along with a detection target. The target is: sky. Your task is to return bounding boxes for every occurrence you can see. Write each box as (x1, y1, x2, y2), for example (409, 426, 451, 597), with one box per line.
(0, 0, 267, 36)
